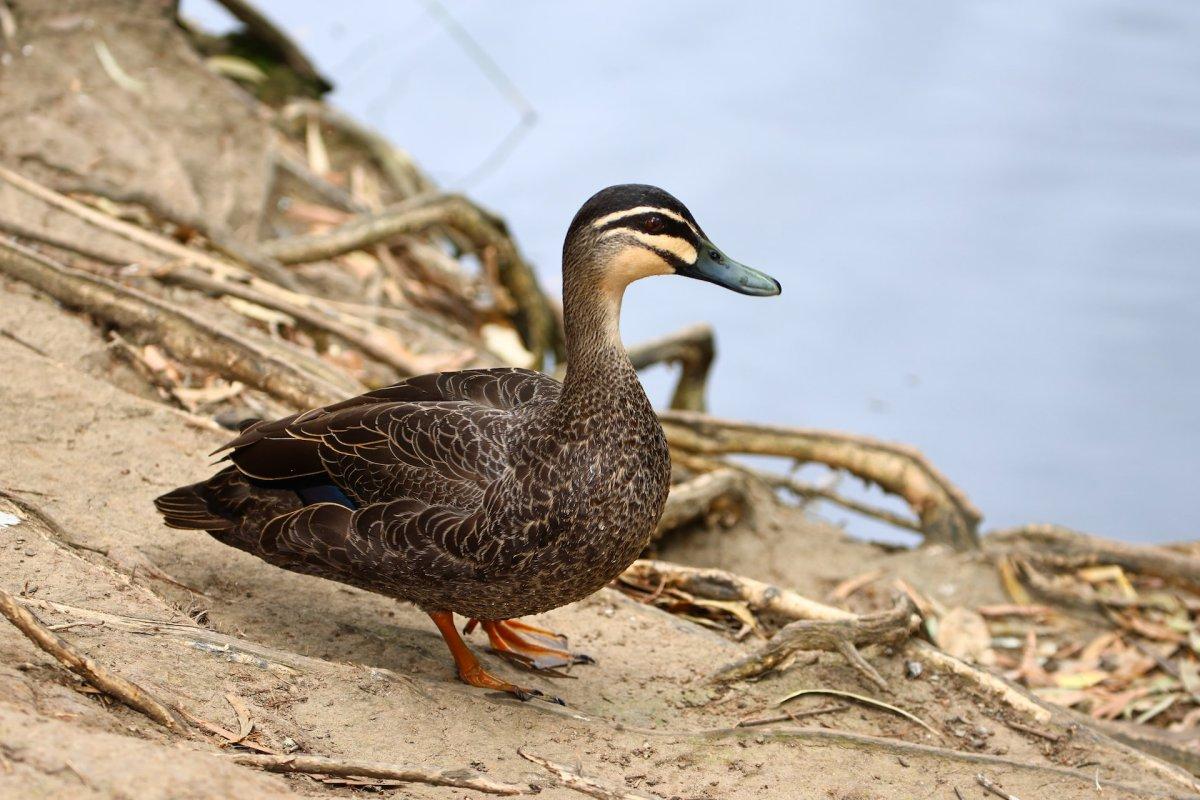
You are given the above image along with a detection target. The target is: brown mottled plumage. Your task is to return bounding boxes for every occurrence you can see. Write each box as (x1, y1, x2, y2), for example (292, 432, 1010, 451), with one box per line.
(156, 184, 780, 700)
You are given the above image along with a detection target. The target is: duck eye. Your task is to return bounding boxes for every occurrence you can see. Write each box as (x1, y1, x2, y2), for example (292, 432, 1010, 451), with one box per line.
(642, 215, 665, 234)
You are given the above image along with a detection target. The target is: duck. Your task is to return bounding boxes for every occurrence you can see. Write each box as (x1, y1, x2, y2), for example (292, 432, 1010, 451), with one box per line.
(155, 184, 781, 701)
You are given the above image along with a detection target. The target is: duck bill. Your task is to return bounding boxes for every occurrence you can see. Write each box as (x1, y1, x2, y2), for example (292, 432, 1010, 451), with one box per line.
(678, 241, 781, 296)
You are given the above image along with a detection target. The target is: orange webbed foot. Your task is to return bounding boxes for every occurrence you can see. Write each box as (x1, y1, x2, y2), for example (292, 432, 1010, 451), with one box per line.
(469, 618, 595, 673)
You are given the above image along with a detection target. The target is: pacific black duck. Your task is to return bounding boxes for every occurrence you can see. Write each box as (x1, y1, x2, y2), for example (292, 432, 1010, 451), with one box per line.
(156, 184, 781, 701)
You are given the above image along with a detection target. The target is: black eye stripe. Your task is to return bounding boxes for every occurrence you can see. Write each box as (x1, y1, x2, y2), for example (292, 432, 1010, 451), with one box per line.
(598, 213, 696, 242)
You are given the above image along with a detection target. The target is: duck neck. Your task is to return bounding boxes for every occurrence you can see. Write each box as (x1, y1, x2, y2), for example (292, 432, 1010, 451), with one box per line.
(558, 271, 646, 420)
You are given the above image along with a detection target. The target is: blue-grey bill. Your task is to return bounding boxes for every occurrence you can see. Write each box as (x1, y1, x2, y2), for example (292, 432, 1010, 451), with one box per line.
(680, 241, 782, 296)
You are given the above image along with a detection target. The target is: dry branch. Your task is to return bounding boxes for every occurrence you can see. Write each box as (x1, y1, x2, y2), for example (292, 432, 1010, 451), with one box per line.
(518, 749, 656, 800)
(0, 586, 184, 731)
(228, 753, 522, 795)
(988, 524, 1200, 591)
(258, 192, 560, 366)
(626, 323, 714, 412)
(652, 468, 744, 542)
(712, 596, 919, 687)
(622, 560, 854, 623)
(0, 239, 354, 409)
(659, 411, 981, 549)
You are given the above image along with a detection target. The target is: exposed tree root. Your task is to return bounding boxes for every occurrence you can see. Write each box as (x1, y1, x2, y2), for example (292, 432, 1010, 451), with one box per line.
(626, 323, 714, 412)
(228, 753, 523, 795)
(0, 239, 354, 409)
(712, 596, 919, 688)
(160, 267, 430, 376)
(987, 524, 1200, 591)
(518, 749, 656, 800)
(622, 560, 854, 623)
(258, 192, 561, 366)
(0, 586, 185, 731)
(659, 411, 982, 549)
(653, 469, 745, 543)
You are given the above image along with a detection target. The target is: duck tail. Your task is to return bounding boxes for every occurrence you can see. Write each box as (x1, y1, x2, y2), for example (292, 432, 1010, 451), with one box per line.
(154, 473, 239, 531)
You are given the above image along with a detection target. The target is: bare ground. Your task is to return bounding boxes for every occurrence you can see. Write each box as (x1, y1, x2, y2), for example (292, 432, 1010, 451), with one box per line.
(2, 279, 1197, 800)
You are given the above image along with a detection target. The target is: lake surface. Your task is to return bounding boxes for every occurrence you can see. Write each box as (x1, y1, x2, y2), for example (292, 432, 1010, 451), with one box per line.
(186, 1, 1200, 543)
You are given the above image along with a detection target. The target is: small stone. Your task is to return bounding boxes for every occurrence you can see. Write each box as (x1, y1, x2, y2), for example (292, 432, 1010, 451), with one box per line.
(281, 737, 299, 753)
(905, 660, 923, 679)
(24, 548, 36, 557)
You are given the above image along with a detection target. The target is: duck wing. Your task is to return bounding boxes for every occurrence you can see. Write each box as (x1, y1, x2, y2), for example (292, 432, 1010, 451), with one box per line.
(218, 367, 560, 508)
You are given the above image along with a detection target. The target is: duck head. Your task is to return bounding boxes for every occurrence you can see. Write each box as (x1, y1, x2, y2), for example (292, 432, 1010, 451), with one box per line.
(563, 184, 781, 298)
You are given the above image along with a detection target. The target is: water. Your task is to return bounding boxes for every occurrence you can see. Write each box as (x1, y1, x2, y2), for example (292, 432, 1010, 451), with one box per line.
(185, 1, 1200, 543)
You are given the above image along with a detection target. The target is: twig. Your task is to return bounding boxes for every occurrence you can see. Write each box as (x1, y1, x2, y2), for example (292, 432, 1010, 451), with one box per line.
(712, 597, 918, 687)
(1002, 719, 1062, 743)
(735, 703, 848, 727)
(659, 411, 981, 550)
(776, 688, 942, 739)
(976, 773, 1021, 800)
(0, 221, 126, 265)
(227, 753, 522, 795)
(517, 749, 656, 800)
(626, 323, 714, 412)
(0, 586, 184, 731)
(652, 469, 745, 542)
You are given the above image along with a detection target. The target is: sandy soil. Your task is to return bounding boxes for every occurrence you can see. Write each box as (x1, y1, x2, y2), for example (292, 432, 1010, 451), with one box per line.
(2, 282, 1197, 800)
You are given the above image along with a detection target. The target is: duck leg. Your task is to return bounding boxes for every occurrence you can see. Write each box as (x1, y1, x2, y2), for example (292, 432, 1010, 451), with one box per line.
(427, 611, 563, 704)
(474, 619, 595, 671)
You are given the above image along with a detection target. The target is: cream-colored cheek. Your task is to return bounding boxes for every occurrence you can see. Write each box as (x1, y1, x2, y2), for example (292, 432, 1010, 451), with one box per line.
(602, 249, 674, 295)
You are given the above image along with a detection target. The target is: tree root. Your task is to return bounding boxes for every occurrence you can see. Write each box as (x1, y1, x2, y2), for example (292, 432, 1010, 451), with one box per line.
(652, 469, 745, 543)
(207, 0, 331, 93)
(712, 596, 919, 688)
(658, 411, 982, 550)
(0, 586, 185, 731)
(626, 323, 714, 412)
(622, 560, 855, 623)
(987, 524, 1200, 592)
(160, 267, 430, 376)
(228, 753, 523, 796)
(518, 749, 655, 800)
(51, 178, 301, 290)
(0, 164, 298, 290)
(258, 192, 561, 366)
(0, 239, 355, 409)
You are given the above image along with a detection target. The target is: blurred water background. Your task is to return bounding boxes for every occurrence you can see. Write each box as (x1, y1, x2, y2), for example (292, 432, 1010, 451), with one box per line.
(185, 1, 1200, 544)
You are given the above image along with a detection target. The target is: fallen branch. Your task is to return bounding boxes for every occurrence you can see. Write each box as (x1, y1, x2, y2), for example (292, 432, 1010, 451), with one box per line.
(0, 239, 355, 409)
(988, 524, 1200, 592)
(518, 749, 656, 800)
(627, 323, 714, 412)
(746, 464, 923, 534)
(228, 753, 522, 796)
(652, 468, 745, 542)
(976, 773, 1021, 800)
(659, 411, 981, 550)
(621, 560, 854, 623)
(712, 597, 919, 687)
(0, 586, 184, 731)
